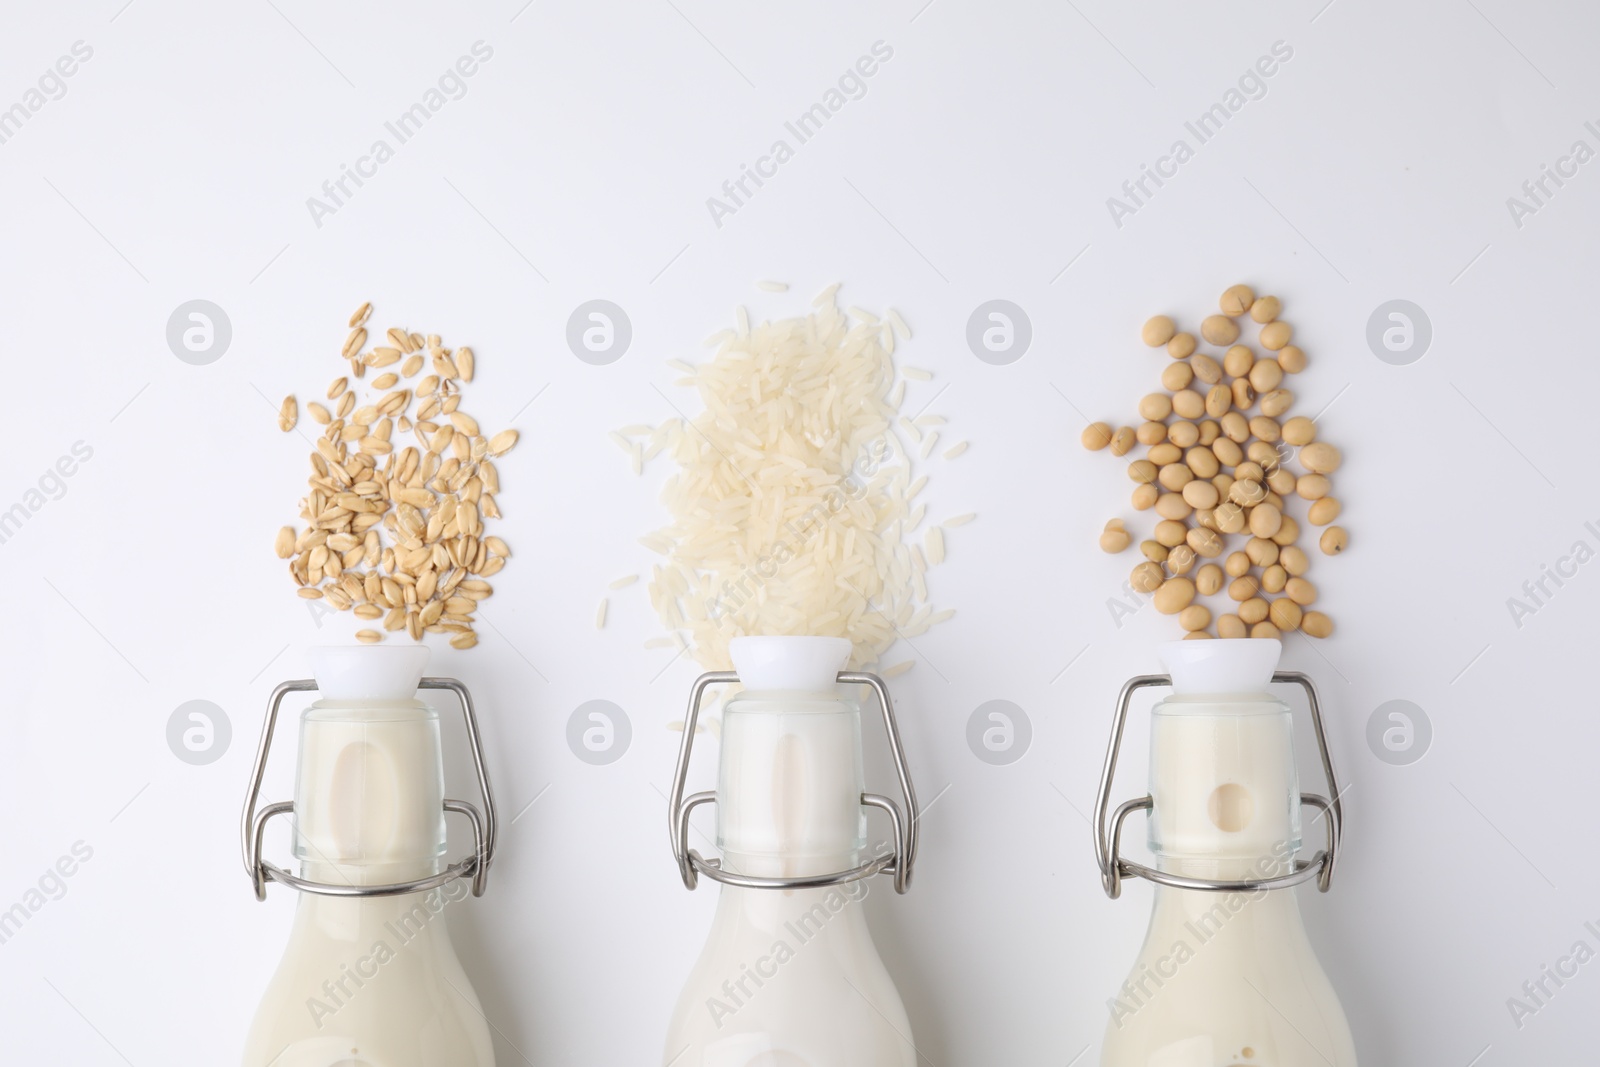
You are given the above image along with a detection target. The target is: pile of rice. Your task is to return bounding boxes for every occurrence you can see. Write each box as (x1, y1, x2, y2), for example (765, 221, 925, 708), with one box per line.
(637, 284, 959, 670)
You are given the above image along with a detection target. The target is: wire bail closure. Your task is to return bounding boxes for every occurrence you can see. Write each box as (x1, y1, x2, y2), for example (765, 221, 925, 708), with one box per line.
(668, 670, 920, 894)
(1093, 671, 1343, 900)
(240, 677, 498, 901)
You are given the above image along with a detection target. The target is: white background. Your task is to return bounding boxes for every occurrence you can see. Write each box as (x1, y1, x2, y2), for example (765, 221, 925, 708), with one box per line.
(1, 0, 1597, 1064)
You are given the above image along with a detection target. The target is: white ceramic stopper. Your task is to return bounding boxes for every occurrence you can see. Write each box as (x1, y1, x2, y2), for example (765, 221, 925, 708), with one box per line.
(729, 635, 851, 691)
(309, 644, 429, 702)
(1157, 638, 1281, 697)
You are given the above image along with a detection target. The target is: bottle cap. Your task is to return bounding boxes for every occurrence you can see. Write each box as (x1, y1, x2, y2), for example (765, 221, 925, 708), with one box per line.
(1157, 638, 1280, 697)
(729, 635, 851, 692)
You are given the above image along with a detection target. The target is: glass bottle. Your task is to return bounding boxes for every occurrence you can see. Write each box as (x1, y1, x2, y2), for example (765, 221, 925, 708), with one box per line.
(1094, 639, 1356, 1067)
(241, 646, 499, 1067)
(663, 635, 921, 1066)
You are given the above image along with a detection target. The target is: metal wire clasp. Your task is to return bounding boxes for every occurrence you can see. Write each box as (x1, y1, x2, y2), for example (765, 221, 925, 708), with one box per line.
(1092, 671, 1343, 900)
(240, 677, 498, 901)
(668, 670, 920, 894)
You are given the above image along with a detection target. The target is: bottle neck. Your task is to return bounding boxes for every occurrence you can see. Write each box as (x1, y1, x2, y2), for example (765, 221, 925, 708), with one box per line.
(717, 688, 866, 880)
(293, 702, 447, 887)
(1147, 696, 1301, 865)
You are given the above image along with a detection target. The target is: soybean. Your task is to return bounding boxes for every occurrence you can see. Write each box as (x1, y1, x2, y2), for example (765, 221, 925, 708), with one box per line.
(1220, 284, 1255, 316)
(1154, 520, 1189, 547)
(1139, 393, 1173, 421)
(1249, 416, 1281, 443)
(1213, 502, 1246, 534)
(1153, 577, 1196, 615)
(1249, 359, 1284, 393)
(1182, 480, 1220, 510)
(1191, 353, 1223, 384)
(1201, 315, 1240, 346)
(1300, 441, 1342, 473)
(1148, 442, 1183, 465)
(1259, 389, 1294, 418)
(1132, 561, 1164, 593)
(1249, 502, 1283, 538)
(1185, 446, 1220, 478)
(1232, 378, 1255, 410)
(1259, 320, 1292, 350)
(1281, 416, 1315, 446)
(1269, 598, 1303, 632)
(1156, 493, 1193, 520)
(1250, 295, 1281, 323)
(1142, 315, 1177, 347)
(1260, 564, 1287, 594)
(1157, 463, 1194, 491)
(1296, 473, 1330, 499)
(1320, 526, 1347, 555)
(1167, 332, 1197, 360)
(1308, 497, 1342, 525)
(1245, 537, 1279, 567)
(1082, 422, 1114, 450)
(1172, 389, 1205, 420)
(1187, 527, 1223, 557)
(1100, 521, 1132, 553)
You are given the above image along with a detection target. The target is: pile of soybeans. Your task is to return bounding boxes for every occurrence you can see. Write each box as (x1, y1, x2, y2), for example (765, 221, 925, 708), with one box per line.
(1084, 284, 1345, 640)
